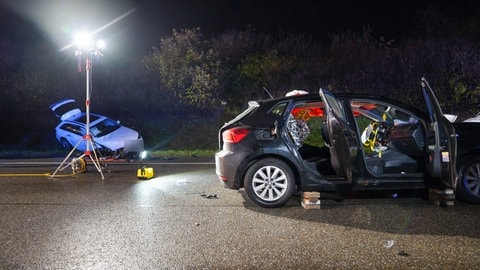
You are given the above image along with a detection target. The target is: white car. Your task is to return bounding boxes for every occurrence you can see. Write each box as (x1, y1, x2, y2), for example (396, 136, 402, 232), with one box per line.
(443, 113, 480, 123)
(463, 113, 480, 123)
(49, 99, 143, 157)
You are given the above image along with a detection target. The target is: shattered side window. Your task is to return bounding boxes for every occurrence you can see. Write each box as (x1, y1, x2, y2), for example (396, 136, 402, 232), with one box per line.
(287, 101, 326, 148)
(287, 113, 310, 148)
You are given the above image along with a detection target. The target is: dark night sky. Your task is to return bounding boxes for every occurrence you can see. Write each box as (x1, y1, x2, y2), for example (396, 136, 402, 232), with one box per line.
(0, 0, 479, 56)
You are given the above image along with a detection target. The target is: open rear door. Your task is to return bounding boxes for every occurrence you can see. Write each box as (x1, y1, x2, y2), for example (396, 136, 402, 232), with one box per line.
(319, 88, 359, 182)
(421, 78, 457, 189)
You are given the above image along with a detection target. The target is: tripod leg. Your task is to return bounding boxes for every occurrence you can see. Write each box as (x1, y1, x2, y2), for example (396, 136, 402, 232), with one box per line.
(50, 139, 84, 178)
(86, 139, 105, 179)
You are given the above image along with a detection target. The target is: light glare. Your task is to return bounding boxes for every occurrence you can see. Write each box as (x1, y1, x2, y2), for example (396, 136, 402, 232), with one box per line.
(74, 32, 93, 48)
(96, 40, 106, 49)
(74, 32, 106, 52)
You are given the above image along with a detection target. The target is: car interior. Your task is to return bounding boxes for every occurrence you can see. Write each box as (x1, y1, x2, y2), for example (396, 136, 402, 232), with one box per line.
(287, 99, 427, 178)
(286, 101, 336, 175)
(350, 100, 426, 176)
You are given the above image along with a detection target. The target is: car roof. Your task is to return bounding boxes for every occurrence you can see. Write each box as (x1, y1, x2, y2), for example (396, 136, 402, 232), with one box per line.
(254, 91, 426, 118)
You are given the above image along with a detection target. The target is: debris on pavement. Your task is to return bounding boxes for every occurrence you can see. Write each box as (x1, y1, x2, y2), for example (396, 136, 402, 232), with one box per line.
(201, 193, 218, 199)
(383, 240, 395, 249)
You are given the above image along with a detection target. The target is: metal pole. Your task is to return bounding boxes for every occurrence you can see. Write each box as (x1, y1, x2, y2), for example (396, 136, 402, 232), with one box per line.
(85, 55, 91, 156)
(49, 49, 104, 179)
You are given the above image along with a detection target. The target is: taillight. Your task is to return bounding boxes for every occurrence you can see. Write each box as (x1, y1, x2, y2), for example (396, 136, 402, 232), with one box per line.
(222, 128, 250, 143)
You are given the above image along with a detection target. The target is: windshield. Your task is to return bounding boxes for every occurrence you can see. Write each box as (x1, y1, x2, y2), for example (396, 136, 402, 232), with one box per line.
(90, 118, 121, 137)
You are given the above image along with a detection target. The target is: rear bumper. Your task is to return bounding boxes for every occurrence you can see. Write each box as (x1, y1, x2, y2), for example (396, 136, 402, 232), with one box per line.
(215, 149, 249, 189)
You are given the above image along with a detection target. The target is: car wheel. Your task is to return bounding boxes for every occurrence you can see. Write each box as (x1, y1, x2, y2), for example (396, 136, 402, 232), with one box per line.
(60, 138, 72, 149)
(244, 158, 295, 208)
(457, 157, 480, 204)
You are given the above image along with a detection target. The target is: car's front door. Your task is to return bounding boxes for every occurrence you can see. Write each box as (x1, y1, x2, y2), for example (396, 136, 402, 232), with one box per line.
(319, 88, 359, 182)
(421, 78, 457, 189)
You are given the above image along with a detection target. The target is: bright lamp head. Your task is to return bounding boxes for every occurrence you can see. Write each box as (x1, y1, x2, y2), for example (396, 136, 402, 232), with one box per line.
(74, 32, 93, 49)
(74, 32, 105, 52)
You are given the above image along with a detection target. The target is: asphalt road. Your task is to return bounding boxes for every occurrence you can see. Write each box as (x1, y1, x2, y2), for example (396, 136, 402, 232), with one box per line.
(0, 157, 479, 269)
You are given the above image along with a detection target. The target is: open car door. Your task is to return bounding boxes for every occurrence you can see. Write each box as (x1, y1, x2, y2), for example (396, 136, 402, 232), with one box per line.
(319, 88, 359, 182)
(421, 78, 457, 189)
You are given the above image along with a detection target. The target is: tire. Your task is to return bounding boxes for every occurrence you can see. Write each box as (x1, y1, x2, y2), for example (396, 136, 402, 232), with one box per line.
(244, 158, 295, 208)
(457, 157, 480, 204)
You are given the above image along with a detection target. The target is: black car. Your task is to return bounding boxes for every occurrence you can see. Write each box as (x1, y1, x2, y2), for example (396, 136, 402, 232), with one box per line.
(215, 78, 480, 208)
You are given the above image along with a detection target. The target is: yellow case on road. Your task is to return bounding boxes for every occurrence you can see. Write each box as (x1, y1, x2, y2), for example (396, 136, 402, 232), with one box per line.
(137, 166, 154, 180)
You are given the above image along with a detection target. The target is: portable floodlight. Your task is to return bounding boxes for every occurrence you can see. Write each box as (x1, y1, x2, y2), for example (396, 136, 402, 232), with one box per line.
(50, 32, 106, 179)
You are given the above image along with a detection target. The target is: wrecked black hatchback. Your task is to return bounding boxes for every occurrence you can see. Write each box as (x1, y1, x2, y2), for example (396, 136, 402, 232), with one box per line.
(215, 78, 480, 208)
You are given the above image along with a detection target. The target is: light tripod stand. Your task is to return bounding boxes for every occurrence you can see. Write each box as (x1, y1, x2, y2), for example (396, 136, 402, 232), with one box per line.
(50, 44, 105, 179)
